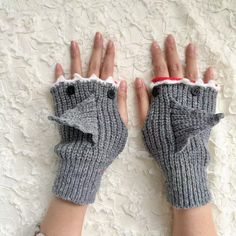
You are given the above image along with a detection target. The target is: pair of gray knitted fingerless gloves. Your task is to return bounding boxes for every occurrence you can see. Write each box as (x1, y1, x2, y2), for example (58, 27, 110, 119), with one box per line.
(48, 76, 223, 208)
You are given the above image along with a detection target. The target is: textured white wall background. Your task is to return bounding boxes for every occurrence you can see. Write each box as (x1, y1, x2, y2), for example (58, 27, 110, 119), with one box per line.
(0, 0, 236, 235)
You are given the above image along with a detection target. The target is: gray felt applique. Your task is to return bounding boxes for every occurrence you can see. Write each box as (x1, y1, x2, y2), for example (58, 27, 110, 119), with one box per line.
(48, 94, 99, 144)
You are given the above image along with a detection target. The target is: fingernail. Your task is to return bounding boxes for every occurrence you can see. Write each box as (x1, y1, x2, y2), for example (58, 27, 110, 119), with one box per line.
(189, 43, 195, 54)
(71, 41, 77, 57)
(96, 32, 101, 40)
(71, 41, 77, 53)
(189, 43, 194, 50)
(167, 34, 174, 44)
(135, 78, 143, 88)
(95, 32, 102, 46)
(71, 40, 75, 48)
(56, 63, 61, 69)
(108, 40, 113, 49)
(120, 80, 127, 92)
(152, 41, 159, 49)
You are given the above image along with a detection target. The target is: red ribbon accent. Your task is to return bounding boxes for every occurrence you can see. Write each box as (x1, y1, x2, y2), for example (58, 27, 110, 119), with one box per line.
(152, 77, 183, 83)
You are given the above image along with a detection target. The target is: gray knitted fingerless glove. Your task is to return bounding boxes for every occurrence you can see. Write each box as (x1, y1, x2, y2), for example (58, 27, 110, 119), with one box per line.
(48, 74, 128, 205)
(143, 78, 224, 208)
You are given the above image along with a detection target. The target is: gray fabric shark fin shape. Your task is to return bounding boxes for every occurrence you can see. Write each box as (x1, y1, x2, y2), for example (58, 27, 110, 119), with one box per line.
(170, 99, 224, 153)
(48, 94, 98, 144)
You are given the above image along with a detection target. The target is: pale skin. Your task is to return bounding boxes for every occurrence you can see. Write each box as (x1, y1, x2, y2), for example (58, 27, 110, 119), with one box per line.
(41, 33, 217, 236)
(135, 34, 217, 236)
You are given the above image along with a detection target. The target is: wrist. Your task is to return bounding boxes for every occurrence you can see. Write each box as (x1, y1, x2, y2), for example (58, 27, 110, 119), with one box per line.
(53, 156, 105, 205)
(165, 160, 211, 208)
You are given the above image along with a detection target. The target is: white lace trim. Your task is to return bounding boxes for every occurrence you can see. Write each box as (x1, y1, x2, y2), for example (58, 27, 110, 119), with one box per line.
(150, 78, 220, 91)
(52, 73, 119, 87)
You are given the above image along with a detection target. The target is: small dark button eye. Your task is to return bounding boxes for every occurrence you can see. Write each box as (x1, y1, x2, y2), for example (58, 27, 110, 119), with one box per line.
(191, 86, 201, 96)
(152, 86, 160, 97)
(86, 133, 95, 146)
(66, 85, 75, 96)
(87, 133, 93, 142)
(107, 89, 115, 99)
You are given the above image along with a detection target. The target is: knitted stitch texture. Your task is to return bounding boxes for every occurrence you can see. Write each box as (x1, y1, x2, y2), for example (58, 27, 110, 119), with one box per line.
(48, 77, 128, 205)
(142, 81, 224, 208)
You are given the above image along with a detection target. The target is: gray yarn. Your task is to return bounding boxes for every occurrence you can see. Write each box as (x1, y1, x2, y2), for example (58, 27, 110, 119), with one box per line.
(142, 83, 224, 208)
(48, 80, 128, 205)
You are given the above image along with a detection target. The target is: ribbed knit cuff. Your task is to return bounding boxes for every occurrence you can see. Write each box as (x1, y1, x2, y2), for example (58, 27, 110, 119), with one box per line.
(164, 161, 211, 208)
(52, 157, 105, 205)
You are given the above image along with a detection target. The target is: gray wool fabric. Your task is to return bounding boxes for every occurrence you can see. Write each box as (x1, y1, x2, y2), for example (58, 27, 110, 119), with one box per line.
(48, 79, 128, 205)
(142, 82, 224, 208)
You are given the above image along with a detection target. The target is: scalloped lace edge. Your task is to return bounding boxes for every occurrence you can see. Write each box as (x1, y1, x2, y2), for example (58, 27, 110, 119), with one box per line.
(150, 78, 220, 91)
(52, 73, 119, 87)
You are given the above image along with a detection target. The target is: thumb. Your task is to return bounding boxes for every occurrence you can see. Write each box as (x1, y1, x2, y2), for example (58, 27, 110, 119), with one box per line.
(135, 78, 149, 127)
(117, 80, 128, 126)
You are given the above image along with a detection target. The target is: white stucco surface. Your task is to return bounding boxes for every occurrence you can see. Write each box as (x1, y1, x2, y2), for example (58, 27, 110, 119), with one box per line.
(0, 0, 236, 235)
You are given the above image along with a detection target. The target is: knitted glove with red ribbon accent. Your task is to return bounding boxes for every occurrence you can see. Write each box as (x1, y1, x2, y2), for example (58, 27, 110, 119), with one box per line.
(143, 77, 223, 208)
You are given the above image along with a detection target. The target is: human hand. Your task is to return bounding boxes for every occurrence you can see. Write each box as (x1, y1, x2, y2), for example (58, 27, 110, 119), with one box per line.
(49, 32, 128, 205)
(135, 34, 215, 126)
(137, 34, 223, 208)
(55, 32, 128, 126)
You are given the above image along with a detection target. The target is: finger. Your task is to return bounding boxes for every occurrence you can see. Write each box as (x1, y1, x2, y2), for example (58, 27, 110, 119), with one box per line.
(151, 41, 169, 77)
(185, 43, 198, 81)
(165, 34, 183, 77)
(100, 40, 115, 80)
(204, 67, 215, 83)
(55, 63, 64, 81)
(87, 32, 103, 77)
(70, 41, 82, 78)
(117, 80, 128, 126)
(135, 78, 149, 126)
